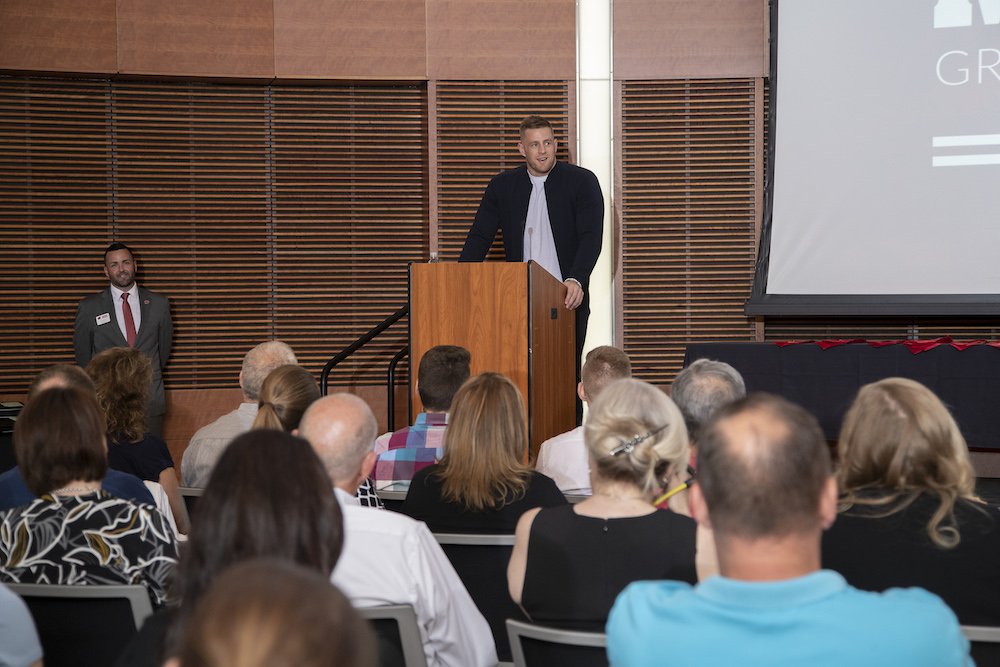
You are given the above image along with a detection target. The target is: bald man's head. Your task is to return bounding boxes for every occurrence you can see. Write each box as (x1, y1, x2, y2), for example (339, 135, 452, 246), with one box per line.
(298, 394, 378, 486)
(696, 393, 830, 540)
(27, 364, 96, 402)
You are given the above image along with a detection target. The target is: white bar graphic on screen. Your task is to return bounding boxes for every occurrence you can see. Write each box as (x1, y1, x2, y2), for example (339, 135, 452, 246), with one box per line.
(932, 154, 1000, 166)
(932, 134, 1000, 147)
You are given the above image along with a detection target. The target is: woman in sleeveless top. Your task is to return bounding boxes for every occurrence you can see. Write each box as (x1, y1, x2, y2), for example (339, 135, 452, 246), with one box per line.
(508, 377, 698, 632)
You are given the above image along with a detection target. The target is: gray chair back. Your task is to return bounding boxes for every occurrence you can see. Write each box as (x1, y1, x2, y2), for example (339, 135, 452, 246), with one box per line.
(7, 583, 153, 667)
(506, 618, 607, 667)
(962, 625, 1000, 665)
(360, 603, 429, 667)
(433, 532, 521, 662)
(177, 486, 203, 525)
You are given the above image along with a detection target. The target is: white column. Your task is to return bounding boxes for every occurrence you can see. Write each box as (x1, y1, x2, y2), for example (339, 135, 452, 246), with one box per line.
(576, 0, 614, 352)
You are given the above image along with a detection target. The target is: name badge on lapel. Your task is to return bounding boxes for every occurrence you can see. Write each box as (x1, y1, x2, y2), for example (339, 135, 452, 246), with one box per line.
(96, 313, 111, 326)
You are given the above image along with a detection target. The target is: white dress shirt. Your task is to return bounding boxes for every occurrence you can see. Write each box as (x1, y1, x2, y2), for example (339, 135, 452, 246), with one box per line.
(110, 283, 141, 342)
(535, 425, 591, 494)
(331, 488, 497, 667)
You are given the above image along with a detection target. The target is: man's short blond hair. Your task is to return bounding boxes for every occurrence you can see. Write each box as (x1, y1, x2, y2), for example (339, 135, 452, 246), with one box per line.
(581, 346, 632, 400)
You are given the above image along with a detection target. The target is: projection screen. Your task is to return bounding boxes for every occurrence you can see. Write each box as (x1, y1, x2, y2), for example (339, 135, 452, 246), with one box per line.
(747, 0, 1000, 315)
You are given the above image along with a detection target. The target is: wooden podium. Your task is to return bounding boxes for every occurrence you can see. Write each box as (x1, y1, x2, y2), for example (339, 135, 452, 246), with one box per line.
(409, 262, 576, 461)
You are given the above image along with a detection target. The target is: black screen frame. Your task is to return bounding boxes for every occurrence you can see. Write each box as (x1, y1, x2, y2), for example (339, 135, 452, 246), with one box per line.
(745, 0, 1000, 317)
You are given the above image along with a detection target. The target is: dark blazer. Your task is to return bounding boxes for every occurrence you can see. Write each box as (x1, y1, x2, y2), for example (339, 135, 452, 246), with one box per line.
(73, 286, 173, 417)
(459, 161, 604, 291)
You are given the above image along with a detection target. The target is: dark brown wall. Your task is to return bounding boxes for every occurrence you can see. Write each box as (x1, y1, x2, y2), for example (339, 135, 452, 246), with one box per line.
(614, 0, 767, 79)
(274, 0, 427, 79)
(0, 0, 118, 73)
(1, 0, 584, 79)
(426, 0, 575, 80)
(116, 0, 275, 77)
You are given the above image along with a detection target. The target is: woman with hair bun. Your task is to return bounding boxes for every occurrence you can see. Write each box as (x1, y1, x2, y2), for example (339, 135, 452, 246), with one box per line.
(507, 378, 697, 635)
(822, 377, 1000, 625)
(251, 365, 319, 433)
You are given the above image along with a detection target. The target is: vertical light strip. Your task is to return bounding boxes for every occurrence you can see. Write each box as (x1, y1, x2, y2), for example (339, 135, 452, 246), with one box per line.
(577, 0, 614, 352)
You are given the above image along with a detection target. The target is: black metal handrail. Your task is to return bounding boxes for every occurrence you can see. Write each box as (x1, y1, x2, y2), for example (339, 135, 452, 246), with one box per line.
(387, 345, 409, 431)
(320, 305, 409, 397)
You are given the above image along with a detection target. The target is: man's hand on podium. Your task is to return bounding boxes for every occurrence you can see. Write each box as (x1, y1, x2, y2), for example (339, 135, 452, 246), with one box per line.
(563, 279, 583, 310)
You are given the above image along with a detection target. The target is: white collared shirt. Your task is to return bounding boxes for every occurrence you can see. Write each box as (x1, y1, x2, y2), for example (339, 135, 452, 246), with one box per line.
(535, 425, 592, 494)
(109, 283, 141, 342)
(331, 487, 497, 667)
(523, 173, 562, 281)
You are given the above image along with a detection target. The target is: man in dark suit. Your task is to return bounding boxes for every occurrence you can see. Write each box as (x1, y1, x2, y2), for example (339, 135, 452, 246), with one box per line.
(459, 115, 604, 367)
(73, 243, 173, 436)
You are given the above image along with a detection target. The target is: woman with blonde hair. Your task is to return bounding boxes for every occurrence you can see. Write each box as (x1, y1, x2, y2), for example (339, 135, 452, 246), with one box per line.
(507, 378, 697, 636)
(251, 365, 319, 433)
(86, 346, 186, 534)
(401, 372, 566, 532)
(822, 376, 1000, 625)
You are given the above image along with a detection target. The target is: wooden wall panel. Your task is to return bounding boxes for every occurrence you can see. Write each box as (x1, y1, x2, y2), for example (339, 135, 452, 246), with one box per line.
(614, 0, 767, 80)
(426, 0, 575, 80)
(274, 0, 426, 79)
(116, 0, 274, 78)
(0, 0, 117, 73)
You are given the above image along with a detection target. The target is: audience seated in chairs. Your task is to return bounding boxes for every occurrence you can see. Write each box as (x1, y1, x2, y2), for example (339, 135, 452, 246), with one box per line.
(372, 345, 471, 491)
(253, 363, 386, 510)
(401, 372, 566, 533)
(164, 559, 375, 667)
(298, 393, 496, 667)
(87, 347, 187, 534)
(606, 393, 972, 667)
(668, 357, 746, 463)
(250, 364, 319, 433)
(0, 364, 154, 511)
(535, 345, 632, 494)
(0, 387, 178, 607)
(508, 378, 698, 638)
(114, 430, 343, 667)
(181, 340, 297, 487)
(822, 377, 1000, 626)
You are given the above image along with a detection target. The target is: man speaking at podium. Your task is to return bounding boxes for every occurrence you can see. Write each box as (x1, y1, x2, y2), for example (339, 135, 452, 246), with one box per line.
(459, 115, 604, 368)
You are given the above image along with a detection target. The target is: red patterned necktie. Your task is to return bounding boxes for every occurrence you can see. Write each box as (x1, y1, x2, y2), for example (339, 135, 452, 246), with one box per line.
(121, 292, 137, 347)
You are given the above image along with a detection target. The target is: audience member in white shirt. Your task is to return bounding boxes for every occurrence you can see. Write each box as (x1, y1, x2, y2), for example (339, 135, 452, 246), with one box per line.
(298, 394, 497, 667)
(536, 346, 632, 493)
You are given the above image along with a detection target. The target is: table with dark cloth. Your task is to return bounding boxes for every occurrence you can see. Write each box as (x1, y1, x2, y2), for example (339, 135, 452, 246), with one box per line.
(683, 341, 1000, 450)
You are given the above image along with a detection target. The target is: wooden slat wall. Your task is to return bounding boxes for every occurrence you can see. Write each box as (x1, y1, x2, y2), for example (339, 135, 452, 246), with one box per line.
(619, 79, 759, 384)
(270, 85, 427, 380)
(0, 75, 427, 394)
(111, 82, 273, 385)
(0, 78, 114, 390)
(434, 81, 571, 261)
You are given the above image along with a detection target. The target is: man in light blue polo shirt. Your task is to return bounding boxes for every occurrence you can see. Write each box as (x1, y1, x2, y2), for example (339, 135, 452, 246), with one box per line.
(607, 393, 972, 667)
